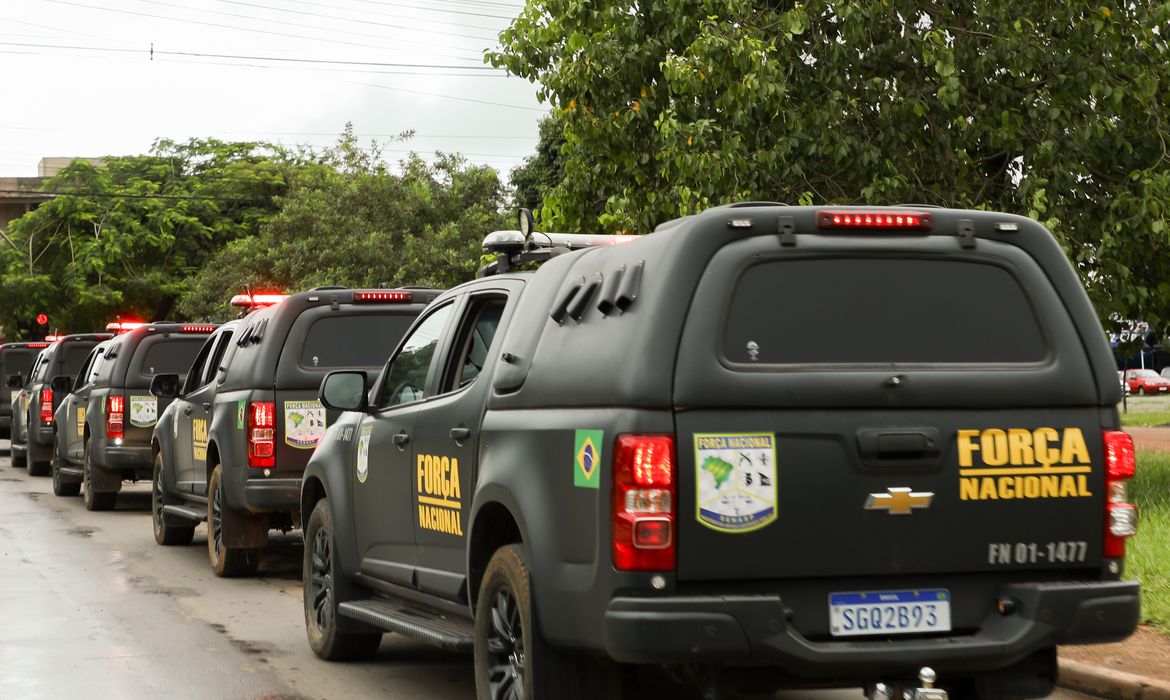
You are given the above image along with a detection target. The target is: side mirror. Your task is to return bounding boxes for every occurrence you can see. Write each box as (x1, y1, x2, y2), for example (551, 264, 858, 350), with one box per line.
(150, 373, 181, 399)
(320, 371, 368, 412)
(50, 375, 73, 395)
(6, 374, 23, 389)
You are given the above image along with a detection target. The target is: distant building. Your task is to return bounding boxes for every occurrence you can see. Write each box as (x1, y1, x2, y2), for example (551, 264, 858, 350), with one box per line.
(0, 157, 104, 230)
(38, 156, 104, 177)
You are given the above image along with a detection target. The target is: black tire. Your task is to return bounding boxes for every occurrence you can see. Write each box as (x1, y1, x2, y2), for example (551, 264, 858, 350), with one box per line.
(82, 440, 117, 511)
(153, 453, 194, 546)
(208, 465, 260, 577)
(303, 498, 382, 660)
(12, 445, 26, 468)
(28, 436, 50, 476)
(52, 455, 80, 497)
(1139, 386, 1147, 395)
(474, 544, 621, 700)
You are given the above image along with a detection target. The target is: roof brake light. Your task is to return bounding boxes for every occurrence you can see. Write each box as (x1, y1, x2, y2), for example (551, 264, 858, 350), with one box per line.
(230, 293, 288, 309)
(26, 342, 50, 348)
(180, 325, 217, 333)
(817, 210, 933, 231)
(105, 321, 146, 334)
(353, 291, 413, 304)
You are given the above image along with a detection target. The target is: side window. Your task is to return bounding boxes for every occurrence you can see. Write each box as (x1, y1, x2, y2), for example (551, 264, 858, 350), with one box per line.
(202, 331, 235, 386)
(183, 335, 217, 395)
(74, 349, 101, 391)
(379, 303, 455, 409)
(34, 353, 51, 382)
(443, 294, 507, 394)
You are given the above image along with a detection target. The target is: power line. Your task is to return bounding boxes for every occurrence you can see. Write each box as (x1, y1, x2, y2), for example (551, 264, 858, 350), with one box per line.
(134, 0, 501, 43)
(0, 189, 268, 203)
(278, 0, 516, 22)
(44, 0, 498, 54)
(221, 0, 510, 30)
(0, 41, 499, 71)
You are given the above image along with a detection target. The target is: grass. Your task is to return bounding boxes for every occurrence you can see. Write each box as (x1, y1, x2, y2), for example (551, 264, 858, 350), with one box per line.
(1127, 451, 1170, 631)
(1122, 411, 1170, 428)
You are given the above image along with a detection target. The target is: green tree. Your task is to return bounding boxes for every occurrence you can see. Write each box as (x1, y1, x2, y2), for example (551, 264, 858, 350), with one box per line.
(0, 139, 296, 335)
(490, 2, 1170, 331)
(510, 114, 567, 213)
(177, 132, 509, 320)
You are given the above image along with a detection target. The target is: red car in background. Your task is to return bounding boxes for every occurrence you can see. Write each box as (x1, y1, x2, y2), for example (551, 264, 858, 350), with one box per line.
(1124, 369, 1170, 394)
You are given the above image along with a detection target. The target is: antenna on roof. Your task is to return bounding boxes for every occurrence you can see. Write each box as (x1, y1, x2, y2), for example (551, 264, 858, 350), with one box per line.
(478, 209, 637, 277)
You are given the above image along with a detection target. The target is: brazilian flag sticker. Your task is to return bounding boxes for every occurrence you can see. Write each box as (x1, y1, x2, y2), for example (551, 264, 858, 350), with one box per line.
(574, 429, 604, 489)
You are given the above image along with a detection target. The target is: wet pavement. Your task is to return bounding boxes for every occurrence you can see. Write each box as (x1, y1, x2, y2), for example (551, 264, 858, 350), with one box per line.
(0, 442, 1096, 699)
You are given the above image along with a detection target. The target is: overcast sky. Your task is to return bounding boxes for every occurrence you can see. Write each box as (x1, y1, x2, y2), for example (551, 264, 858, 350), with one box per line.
(0, 0, 543, 180)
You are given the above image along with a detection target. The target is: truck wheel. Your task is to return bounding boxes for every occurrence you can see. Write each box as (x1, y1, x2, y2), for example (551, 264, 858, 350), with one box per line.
(83, 441, 117, 511)
(474, 544, 621, 700)
(208, 465, 260, 577)
(52, 456, 80, 497)
(304, 498, 382, 660)
(153, 454, 194, 546)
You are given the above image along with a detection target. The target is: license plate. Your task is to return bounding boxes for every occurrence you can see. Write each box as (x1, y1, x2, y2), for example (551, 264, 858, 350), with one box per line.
(829, 589, 951, 637)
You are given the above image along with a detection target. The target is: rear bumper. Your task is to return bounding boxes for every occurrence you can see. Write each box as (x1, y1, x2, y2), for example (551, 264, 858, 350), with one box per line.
(98, 445, 153, 475)
(242, 477, 302, 514)
(603, 580, 1139, 679)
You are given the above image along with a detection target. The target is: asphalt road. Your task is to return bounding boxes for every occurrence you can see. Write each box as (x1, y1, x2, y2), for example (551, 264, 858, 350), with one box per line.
(0, 443, 1098, 700)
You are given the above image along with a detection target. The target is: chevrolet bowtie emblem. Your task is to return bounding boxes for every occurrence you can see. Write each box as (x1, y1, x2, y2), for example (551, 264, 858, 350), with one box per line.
(864, 487, 934, 515)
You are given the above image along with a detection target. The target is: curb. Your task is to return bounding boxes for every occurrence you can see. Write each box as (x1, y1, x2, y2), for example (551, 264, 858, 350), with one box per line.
(1060, 659, 1170, 699)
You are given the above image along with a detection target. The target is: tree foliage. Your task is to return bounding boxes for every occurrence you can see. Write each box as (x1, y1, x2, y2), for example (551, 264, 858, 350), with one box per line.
(490, 1, 1170, 331)
(0, 139, 294, 336)
(510, 114, 568, 212)
(177, 131, 509, 320)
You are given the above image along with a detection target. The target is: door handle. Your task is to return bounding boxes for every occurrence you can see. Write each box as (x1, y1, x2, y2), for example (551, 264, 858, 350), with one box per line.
(202, 402, 211, 411)
(449, 427, 471, 442)
(392, 432, 410, 447)
(183, 406, 192, 416)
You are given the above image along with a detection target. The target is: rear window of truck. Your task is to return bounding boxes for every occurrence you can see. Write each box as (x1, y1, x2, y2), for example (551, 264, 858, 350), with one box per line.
(132, 337, 206, 379)
(723, 257, 1047, 365)
(299, 314, 415, 369)
(1, 349, 37, 377)
(57, 343, 97, 376)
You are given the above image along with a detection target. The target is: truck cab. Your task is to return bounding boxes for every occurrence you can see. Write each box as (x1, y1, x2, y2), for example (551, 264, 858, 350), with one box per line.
(1, 341, 51, 441)
(301, 205, 1139, 700)
(150, 288, 440, 577)
(51, 323, 216, 509)
(11, 333, 112, 475)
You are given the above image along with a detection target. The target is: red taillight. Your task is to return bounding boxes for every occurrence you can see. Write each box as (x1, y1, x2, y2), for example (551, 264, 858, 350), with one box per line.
(353, 290, 413, 303)
(248, 401, 276, 468)
(107, 394, 124, 439)
(26, 342, 49, 348)
(612, 434, 676, 571)
(817, 210, 933, 231)
(180, 325, 217, 333)
(1103, 430, 1138, 558)
(40, 388, 53, 424)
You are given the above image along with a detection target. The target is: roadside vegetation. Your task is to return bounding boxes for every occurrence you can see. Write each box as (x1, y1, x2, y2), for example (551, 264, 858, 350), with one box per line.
(1122, 412, 1170, 428)
(1129, 451, 1170, 631)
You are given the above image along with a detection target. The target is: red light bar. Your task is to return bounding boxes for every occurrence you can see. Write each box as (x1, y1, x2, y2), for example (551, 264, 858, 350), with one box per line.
(106, 321, 146, 334)
(231, 293, 288, 309)
(44, 335, 62, 342)
(817, 210, 933, 231)
(353, 290, 413, 303)
(180, 325, 217, 333)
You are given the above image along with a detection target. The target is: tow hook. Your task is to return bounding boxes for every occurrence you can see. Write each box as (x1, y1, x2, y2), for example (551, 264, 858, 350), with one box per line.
(866, 668, 948, 700)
